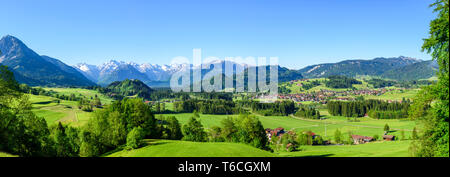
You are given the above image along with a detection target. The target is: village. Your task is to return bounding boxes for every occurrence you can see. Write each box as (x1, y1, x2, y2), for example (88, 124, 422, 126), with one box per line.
(276, 88, 406, 104)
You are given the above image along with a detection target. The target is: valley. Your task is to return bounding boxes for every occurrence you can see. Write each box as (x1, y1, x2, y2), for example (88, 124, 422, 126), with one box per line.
(11, 75, 422, 157)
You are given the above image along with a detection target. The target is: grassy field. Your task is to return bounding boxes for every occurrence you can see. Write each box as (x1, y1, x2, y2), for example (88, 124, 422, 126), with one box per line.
(158, 111, 417, 142)
(42, 87, 114, 104)
(363, 89, 420, 101)
(28, 87, 111, 127)
(281, 78, 371, 94)
(106, 139, 412, 157)
(277, 140, 412, 157)
(24, 87, 417, 157)
(106, 139, 276, 157)
(0, 151, 17, 157)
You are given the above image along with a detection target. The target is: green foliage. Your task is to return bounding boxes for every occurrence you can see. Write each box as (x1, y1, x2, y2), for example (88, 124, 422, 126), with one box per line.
(373, 134, 379, 141)
(325, 75, 362, 89)
(80, 98, 156, 156)
(208, 126, 224, 142)
(384, 124, 390, 132)
(0, 66, 53, 157)
(49, 122, 80, 157)
(158, 115, 183, 140)
(411, 0, 449, 157)
(295, 105, 320, 119)
(105, 79, 154, 99)
(334, 129, 342, 144)
(182, 116, 207, 142)
(303, 80, 321, 90)
(126, 127, 144, 150)
(368, 78, 396, 88)
(327, 99, 410, 118)
(250, 100, 296, 116)
(381, 60, 438, 81)
(220, 117, 238, 142)
(234, 114, 269, 150)
(412, 127, 419, 140)
(174, 99, 244, 115)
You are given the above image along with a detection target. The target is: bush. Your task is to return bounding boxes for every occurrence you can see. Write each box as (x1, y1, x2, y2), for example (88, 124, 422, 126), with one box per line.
(373, 134, 379, 141)
(126, 127, 144, 150)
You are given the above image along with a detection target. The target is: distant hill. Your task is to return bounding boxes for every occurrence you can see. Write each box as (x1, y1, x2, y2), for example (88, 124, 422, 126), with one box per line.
(105, 79, 154, 99)
(98, 64, 151, 86)
(381, 60, 438, 81)
(0, 35, 95, 87)
(298, 56, 422, 80)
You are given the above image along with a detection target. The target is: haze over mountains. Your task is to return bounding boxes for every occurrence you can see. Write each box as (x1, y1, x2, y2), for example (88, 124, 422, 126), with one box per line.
(0, 35, 438, 87)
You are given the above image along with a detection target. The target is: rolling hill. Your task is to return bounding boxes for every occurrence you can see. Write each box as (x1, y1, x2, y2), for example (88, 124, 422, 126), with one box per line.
(105, 79, 155, 99)
(381, 60, 438, 81)
(298, 56, 428, 80)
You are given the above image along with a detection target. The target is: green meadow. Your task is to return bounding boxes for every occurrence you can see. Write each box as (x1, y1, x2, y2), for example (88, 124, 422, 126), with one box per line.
(23, 87, 418, 157)
(277, 140, 412, 157)
(107, 139, 276, 157)
(0, 151, 18, 157)
(106, 139, 412, 157)
(29, 88, 110, 127)
(42, 87, 114, 104)
(158, 111, 416, 142)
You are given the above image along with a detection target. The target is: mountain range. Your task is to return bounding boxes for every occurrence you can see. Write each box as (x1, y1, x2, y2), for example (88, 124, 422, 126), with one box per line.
(0, 35, 438, 88)
(0, 35, 95, 86)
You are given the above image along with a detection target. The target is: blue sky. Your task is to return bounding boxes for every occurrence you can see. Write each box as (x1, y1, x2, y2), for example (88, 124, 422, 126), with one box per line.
(0, 0, 436, 69)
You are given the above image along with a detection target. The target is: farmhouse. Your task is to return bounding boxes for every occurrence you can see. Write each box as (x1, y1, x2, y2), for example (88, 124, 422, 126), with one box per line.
(351, 135, 374, 144)
(265, 127, 286, 141)
(383, 135, 395, 141)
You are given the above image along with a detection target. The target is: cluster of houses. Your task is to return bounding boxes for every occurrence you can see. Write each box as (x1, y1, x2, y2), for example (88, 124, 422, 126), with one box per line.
(265, 127, 289, 142)
(351, 134, 396, 144)
(264, 127, 396, 145)
(276, 88, 399, 103)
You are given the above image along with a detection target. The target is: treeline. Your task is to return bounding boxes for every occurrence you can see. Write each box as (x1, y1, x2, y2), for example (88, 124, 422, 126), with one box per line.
(191, 92, 233, 101)
(325, 75, 362, 89)
(77, 96, 102, 112)
(302, 80, 321, 90)
(327, 99, 411, 118)
(0, 66, 64, 156)
(367, 78, 433, 88)
(19, 84, 83, 101)
(250, 100, 296, 116)
(294, 105, 321, 119)
(173, 99, 245, 114)
(185, 113, 269, 150)
(368, 79, 396, 88)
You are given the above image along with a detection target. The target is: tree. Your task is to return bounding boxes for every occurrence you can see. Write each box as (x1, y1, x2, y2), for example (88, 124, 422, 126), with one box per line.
(93, 97, 102, 108)
(384, 124, 390, 133)
(162, 116, 183, 140)
(220, 117, 237, 142)
(155, 102, 161, 113)
(161, 102, 166, 112)
(208, 126, 224, 142)
(0, 66, 52, 157)
(410, 0, 449, 157)
(373, 134, 379, 141)
(334, 129, 342, 144)
(234, 114, 268, 149)
(412, 127, 419, 140)
(126, 126, 144, 150)
(182, 117, 207, 142)
(400, 130, 406, 140)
